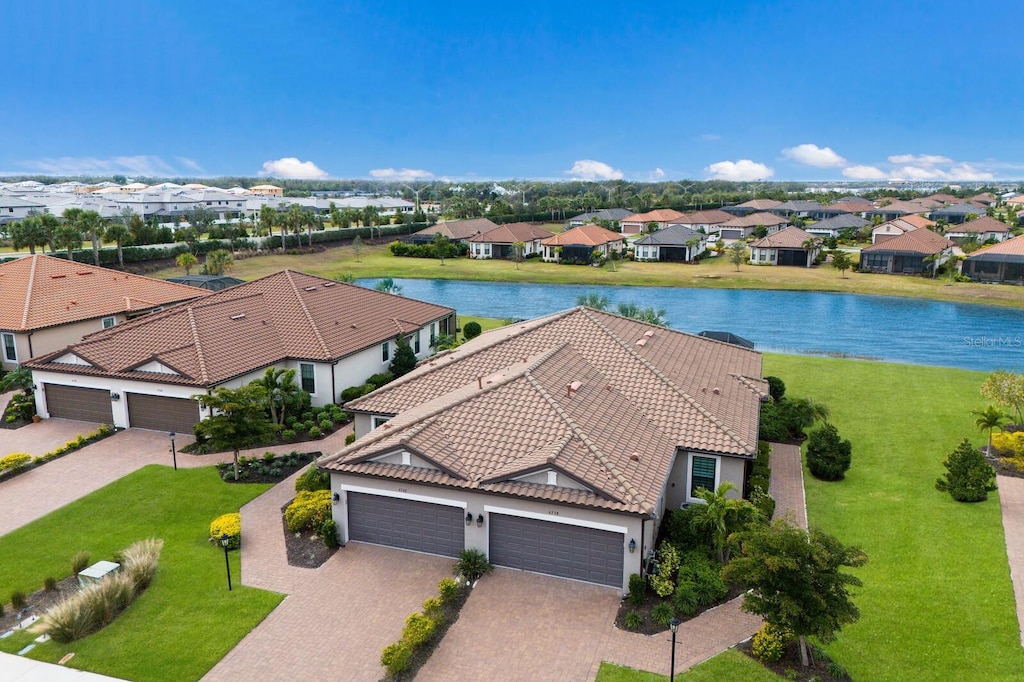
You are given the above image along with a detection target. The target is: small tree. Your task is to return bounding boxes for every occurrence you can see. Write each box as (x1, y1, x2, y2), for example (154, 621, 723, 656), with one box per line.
(830, 250, 853, 278)
(806, 423, 852, 481)
(727, 241, 747, 271)
(973, 405, 1009, 455)
(176, 252, 198, 275)
(463, 321, 482, 340)
(204, 249, 233, 276)
(352, 234, 363, 261)
(193, 385, 275, 480)
(936, 437, 997, 502)
(723, 520, 867, 668)
(433, 233, 454, 265)
(764, 376, 786, 402)
(512, 240, 525, 269)
(389, 336, 418, 377)
(980, 370, 1024, 425)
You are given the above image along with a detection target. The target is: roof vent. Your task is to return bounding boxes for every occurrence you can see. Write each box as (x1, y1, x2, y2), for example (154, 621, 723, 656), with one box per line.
(635, 338, 647, 347)
(630, 452, 640, 462)
(230, 313, 246, 320)
(51, 274, 67, 279)
(323, 282, 336, 287)
(566, 381, 582, 397)
(643, 330, 654, 338)
(712, 387, 721, 395)
(303, 286, 317, 291)
(77, 271, 93, 276)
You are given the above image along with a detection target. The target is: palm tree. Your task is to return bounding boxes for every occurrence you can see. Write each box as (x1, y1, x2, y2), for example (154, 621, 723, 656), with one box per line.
(576, 293, 609, 310)
(973, 405, 1009, 455)
(53, 221, 84, 261)
(104, 222, 131, 268)
(176, 252, 198, 275)
(38, 213, 60, 254)
(78, 210, 105, 265)
(204, 249, 233, 276)
(689, 482, 759, 564)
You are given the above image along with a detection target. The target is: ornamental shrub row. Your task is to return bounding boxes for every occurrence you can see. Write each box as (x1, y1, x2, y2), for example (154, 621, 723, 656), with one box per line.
(0, 452, 32, 473)
(0, 424, 115, 480)
(380, 577, 468, 678)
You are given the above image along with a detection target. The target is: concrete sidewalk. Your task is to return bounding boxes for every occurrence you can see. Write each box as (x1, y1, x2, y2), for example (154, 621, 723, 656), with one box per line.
(998, 475, 1024, 647)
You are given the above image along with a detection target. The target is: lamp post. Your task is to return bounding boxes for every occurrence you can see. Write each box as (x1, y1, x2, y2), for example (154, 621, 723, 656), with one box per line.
(169, 432, 177, 471)
(669, 617, 680, 681)
(220, 534, 232, 591)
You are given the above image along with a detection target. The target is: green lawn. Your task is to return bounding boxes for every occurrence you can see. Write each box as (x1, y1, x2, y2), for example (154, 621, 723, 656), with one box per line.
(0, 465, 282, 681)
(597, 650, 782, 681)
(762, 355, 1023, 681)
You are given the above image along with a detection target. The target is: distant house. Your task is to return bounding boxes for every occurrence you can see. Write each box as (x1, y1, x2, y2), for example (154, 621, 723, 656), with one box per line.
(864, 200, 931, 222)
(871, 215, 935, 244)
(165, 275, 244, 291)
(818, 200, 872, 218)
(804, 214, 869, 239)
(944, 216, 1010, 244)
(467, 222, 551, 259)
(748, 226, 819, 267)
(668, 210, 733, 234)
(633, 225, 707, 262)
(768, 200, 823, 219)
(565, 208, 633, 228)
(0, 196, 46, 224)
(962, 234, 1024, 284)
(619, 209, 685, 235)
(1, 255, 208, 372)
(930, 203, 987, 225)
(249, 184, 284, 197)
(859, 229, 954, 275)
(713, 212, 790, 241)
(925, 193, 959, 205)
(969, 192, 999, 206)
(541, 224, 625, 263)
(721, 199, 782, 217)
(407, 218, 498, 245)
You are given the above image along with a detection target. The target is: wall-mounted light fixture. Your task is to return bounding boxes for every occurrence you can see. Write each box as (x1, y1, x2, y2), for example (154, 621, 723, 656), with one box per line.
(332, 492, 340, 503)
(465, 512, 473, 526)
(476, 514, 484, 528)
(110, 392, 121, 401)
(628, 538, 636, 553)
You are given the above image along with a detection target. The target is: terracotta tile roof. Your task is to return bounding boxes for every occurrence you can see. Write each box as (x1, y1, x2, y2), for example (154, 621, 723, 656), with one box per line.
(541, 224, 624, 247)
(867, 200, 927, 215)
(25, 270, 454, 387)
(467, 222, 552, 244)
(749, 226, 815, 249)
(966, 233, 1024, 260)
(719, 212, 790, 228)
(621, 209, 685, 224)
(862, 228, 953, 255)
(899, 214, 936, 229)
(950, 215, 1010, 234)
(411, 218, 498, 240)
(824, 201, 869, 214)
(325, 310, 766, 514)
(0, 254, 208, 332)
(670, 210, 733, 225)
(736, 199, 781, 209)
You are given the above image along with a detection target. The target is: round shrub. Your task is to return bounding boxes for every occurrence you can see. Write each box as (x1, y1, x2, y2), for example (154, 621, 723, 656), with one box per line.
(628, 573, 646, 606)
(936, 437, 998, 502)
(752, 622, 792, 662)
(209, 513, 242, 549)
(295, 466, 331, 492)
(422, 596, 443, 618)
(285, 490, 332, 532)
(438, 577, 460, 604)
(806, 423, 853, 481)
(0, 452, 32, 473)
(282, 429, 297, 441)
(673, 580, 700, 616)
(319, 518, 340, 548)
(764, 376, 786, 402)
(345, 432, 356, 445)
(319, 418, 333, 431)
(381, 641, 412, 677)
(308, 426, 322, 439)
(463, 321, 482, 340)
(402, 612, 436, 647)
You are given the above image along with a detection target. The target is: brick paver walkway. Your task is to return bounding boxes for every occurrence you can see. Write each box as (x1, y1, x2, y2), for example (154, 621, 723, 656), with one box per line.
(769, 442, 808, 529)
(998, 475, 1024, 646)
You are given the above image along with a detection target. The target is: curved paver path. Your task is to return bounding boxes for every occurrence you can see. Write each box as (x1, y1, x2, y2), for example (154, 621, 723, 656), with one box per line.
(998, 475, 1024, 646)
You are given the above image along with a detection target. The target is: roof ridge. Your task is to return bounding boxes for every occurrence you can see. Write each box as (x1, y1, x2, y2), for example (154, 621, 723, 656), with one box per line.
(284, 270, 331, 357)
(187, 306, 210, 383)
(582, 308, 755, 455)
(20, 254, 37, 329)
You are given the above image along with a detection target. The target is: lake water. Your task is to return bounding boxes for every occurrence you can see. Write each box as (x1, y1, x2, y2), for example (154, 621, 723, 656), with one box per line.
(359, 278, 1024, 372)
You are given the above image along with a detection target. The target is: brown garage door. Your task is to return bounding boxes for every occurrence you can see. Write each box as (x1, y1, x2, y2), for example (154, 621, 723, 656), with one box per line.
(127, 393, 200, 433)
(44, 384, 114, 424)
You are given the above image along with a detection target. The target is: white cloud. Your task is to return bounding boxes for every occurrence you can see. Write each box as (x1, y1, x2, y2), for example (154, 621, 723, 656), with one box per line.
(887, 154, 952, 166)
(259, 157, 329, 180)
(21, 155, 179, 176)
(368, 167, 435, 182)
(565, 159, 624, 180)
(649, 168, 666, 180)
(890, 162, 994, 182)
(946, 163, 995, 181)
(704, 159, 774, 181)
(842, 165, 888, 180)
(176, 157, 205, 174)
(699, 133, 722, 142)
(782, 143, 847, 168)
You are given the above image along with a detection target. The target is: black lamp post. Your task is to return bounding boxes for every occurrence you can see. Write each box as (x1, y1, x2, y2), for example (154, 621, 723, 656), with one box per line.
(220, 534, 232, 591)
(169, 432, 177, 471)
(669, 617, 680, 681)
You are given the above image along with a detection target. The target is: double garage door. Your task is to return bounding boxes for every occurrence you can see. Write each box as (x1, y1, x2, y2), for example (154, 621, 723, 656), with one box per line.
(345, 491, 624, 587)
(126, 393, 200, 434)
(44, 384, 114, 424)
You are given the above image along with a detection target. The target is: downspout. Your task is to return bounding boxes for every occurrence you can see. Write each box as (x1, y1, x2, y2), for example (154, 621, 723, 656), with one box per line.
(331, 358, 340, 405)
(639, 517, 648, 578)
(27, 332, 34, 359)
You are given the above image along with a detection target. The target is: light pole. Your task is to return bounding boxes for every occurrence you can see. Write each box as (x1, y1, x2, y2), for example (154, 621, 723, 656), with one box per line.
(169, 432, 177, 471)
(220, 534, 232, 591)
(669, 617, 680, 681)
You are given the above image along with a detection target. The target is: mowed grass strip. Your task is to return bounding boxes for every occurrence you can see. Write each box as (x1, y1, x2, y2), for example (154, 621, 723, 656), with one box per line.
(597, 649, 783, 681)
(763, 355, 1023, 681)
(0, 465, 281, 682)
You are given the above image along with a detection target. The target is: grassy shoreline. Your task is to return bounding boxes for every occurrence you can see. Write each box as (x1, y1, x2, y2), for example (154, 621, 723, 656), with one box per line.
(145, 241, 1024, 310)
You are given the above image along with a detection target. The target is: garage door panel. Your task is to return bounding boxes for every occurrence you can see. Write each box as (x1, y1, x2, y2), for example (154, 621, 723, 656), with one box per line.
(126, 393, 199, 433)
(347, 493, 464, 558)
(489, 514, 623, 587)
(44, 384, 113, 423)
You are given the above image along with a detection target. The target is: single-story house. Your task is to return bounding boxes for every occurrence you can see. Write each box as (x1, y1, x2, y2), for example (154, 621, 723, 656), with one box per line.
(817, 201, 870, 219)
(859, 228, 954, 275)
(540, 224, 625, 263)
(969, 192, 999, 206)
(0, 196, 47, 224)
(321, 307, 767, 592)
(566, 208, 633, 228)
(925, 193, 959, 205)
(25, 270, 455, 433)
(863, 200, 931, 222)
(667, 210, 733, 234)
(929, 203, 987, 225)
(944, 216, 1010, 244)
(962, 234, 1024, 284)
(872, 215, 935, 244)
(1, 255, 208, 372)
(467, 222, 552, 259)
(619, 209, 685, 236)
(803, 214, 869, 238)
(633, 225, 707, 262)
(748, 226, 819, 267)
(768, 200, 823, 219)
(713, 212, 790, 241)
(407, 218, 498, 245)
(720, 199, 782, 217)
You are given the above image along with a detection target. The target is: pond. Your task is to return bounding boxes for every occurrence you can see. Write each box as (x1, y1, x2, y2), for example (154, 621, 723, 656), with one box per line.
(359, 278, 1024, 372)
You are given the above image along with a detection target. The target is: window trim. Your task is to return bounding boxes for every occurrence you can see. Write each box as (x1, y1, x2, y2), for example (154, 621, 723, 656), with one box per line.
(299, 362, 316, 396)
(381, 341, 390, 362)
(2, 333, 16, 362)
(102, 316, 116, 329)
(687, 453, 720, 503)
(371, 416, 390, 429)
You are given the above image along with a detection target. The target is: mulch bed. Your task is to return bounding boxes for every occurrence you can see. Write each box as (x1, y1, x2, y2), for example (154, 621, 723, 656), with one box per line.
(614, 584, 745, 636)
(218, 451, 321, 485)
(736, 638, 850, 681)
(988, 452, 1024, 479)
(281, 502, 337, 568)
(0, 576, 79, 633)
(387, 584, 472, 681)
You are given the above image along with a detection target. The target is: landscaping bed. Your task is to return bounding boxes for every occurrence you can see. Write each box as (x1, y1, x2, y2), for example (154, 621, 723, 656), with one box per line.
(0, 576, 78, 633)
(216, 450, 320, 484)
(736, 638, 849, 682)
(613, 583, 744, 636)
(384, 580, 472, 681)
(281, 501, 337, 569)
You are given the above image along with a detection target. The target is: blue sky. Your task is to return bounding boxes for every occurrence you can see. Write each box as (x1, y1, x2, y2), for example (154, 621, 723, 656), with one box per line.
(4, 1, 1023, 183)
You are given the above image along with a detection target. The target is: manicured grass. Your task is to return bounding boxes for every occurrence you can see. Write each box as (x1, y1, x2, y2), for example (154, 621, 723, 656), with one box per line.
(597, 650, 782, 681)
(147, 242, 1024, 309)
(458, 315, 507, 335)
(763, 355, 1024, 681)
(0, 465, 282, 681)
